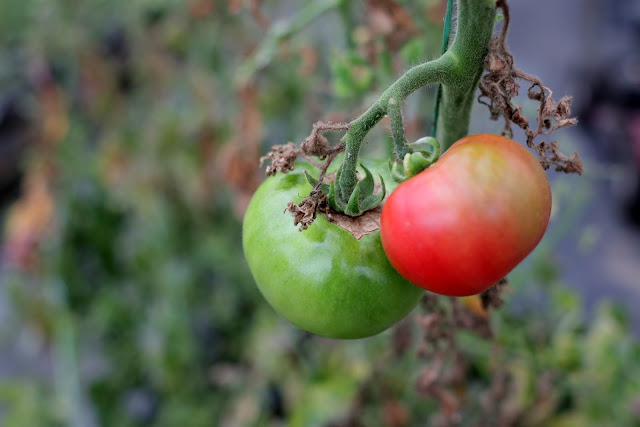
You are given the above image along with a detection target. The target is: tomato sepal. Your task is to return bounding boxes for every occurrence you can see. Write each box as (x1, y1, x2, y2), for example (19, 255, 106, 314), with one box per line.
(328, 164, 386, 216)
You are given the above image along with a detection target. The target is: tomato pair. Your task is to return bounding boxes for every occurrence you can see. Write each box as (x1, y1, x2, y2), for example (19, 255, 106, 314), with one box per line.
(242, 134, 551, 338)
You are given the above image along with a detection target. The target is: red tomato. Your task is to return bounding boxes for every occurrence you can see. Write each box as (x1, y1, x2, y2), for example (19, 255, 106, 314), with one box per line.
(380, 134, 552, 297)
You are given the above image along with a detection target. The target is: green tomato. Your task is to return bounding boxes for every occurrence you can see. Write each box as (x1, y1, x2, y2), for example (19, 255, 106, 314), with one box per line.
(242, 160, 424, 339)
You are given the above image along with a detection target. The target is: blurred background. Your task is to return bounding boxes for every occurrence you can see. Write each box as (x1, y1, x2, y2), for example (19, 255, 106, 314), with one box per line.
(0, 0, 639, 426)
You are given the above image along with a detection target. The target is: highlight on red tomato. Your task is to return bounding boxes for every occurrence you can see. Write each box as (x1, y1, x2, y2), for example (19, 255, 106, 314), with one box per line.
(380, 134, 552, 297)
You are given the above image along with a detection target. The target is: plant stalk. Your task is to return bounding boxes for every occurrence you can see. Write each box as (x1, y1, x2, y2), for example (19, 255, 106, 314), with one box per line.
(436, 0, 497, 151)
(336, 0, 497, 202)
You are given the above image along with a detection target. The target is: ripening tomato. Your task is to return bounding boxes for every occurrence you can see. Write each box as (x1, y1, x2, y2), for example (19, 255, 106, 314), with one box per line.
(380, 134, 552, 297)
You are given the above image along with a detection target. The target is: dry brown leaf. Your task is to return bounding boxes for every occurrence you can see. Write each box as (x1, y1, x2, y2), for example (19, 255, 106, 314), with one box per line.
(325, 205, 382, 240)
(478, 0, 581, 174)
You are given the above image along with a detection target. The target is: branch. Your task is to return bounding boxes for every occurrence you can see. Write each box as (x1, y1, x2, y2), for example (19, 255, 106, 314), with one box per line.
(336, 0, 498, 203)
(259, 0, 500, 218)
(388, 97, 410, 159)
(435, 0, 498, 151)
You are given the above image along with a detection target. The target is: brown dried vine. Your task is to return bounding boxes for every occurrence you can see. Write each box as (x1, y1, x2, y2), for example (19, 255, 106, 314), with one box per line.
(285, 192, 332, 232)
(412, 280, 511, 426)
(260, 142, 301, 176)
(478, 0, 582, 175)
(260, 121, 348, 177)
(285, 173, 385, 237)
(327, 278, 512, 426)
(260, 121, 352, 231)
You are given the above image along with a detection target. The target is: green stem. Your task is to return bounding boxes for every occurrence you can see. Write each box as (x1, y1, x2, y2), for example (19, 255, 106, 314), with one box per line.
(432, 0, 455, 137)
(337, 0, 497, 201)
(338, 55, 452, 195)
(436, 0, 497, 150)
(388, 97, 409, 159)
(338, 103, 386, 201)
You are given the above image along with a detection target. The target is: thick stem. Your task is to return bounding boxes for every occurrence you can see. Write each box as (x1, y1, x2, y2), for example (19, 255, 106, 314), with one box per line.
(388, 97, 409, 159)
(432, 0, 454, 137)
(436, 0, 497, 150)
(338, 104, 386, 200)
(337, 56, 454, 196)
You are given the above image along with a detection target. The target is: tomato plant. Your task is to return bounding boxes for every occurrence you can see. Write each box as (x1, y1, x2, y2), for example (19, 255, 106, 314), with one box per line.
(242, 160, 424, 339)
(380, 134, 552, 297)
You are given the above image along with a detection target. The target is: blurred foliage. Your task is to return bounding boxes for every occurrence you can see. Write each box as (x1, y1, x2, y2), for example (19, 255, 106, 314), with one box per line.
(0, 0, 639, 426)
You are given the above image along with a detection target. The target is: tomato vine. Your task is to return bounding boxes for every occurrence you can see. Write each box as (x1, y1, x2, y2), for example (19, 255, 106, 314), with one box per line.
(246, 0, 583, 337)
(260, 0, 581, 226)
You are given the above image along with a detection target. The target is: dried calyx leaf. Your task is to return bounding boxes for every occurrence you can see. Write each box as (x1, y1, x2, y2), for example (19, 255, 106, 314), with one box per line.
(300, 121, 349, 158)
(286, 191, 332, 231)
(260, 121, 363, 230)
(478, 0, 582, 175)
(326, 204, 383, 240)
(259, 121, 349, 177)
(293, 170, 386, 239)
(259, 121, 385, 223)
(259, 142, 301, 176)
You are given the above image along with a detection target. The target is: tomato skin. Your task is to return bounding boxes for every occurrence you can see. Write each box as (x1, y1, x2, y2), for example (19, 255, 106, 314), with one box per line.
(242, 160, 424, 339)
(380, 134, 552, 297)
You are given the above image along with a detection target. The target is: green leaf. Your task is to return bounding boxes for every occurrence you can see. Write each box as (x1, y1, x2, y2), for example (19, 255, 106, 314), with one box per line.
(346, 181, 361, 215)
(304, 170, 319, 187)
(357, 164, 375, 203)
(328, 180, 340, 211)
(378, 174, 386, 201)
(303, 170, 330, 195)
(359, 175, 386, 212)
(389, 159, 408, 183)
(403, 153, 427, 177)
